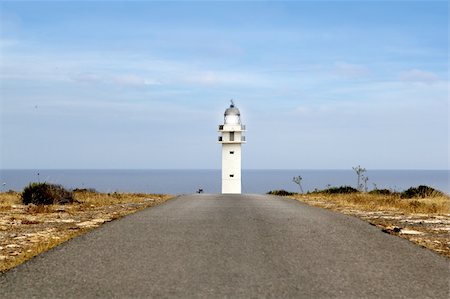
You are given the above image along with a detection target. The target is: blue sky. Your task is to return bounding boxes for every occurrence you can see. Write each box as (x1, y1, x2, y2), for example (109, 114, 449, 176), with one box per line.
(0, 1, 448, 170)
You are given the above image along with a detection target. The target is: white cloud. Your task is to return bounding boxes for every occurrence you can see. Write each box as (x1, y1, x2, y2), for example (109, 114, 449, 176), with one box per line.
(111, 74, 161, 86)
(185, 71, 218, 85)
(399, 69, 440, 84)
(70, 73, 161, 86)
(1, 50, 267, 88)
(182, 70, 267, 86)
(332, 61, 369, 78)
(70, 72, 103, 84)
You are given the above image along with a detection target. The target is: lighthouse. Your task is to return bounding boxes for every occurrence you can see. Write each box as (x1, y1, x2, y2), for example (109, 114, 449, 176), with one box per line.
(218, 101, 246, 194)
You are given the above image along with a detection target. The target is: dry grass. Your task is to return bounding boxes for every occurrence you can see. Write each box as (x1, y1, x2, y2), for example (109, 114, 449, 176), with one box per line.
(26, 204, 53, 214)
(0, 230, 85, 273)
(290, 192, 450, 257)
(292, 193, 450, 215)
(0, 191, 174, 273)
(73, 191, 172, 207)
(0, 192, 21, 210)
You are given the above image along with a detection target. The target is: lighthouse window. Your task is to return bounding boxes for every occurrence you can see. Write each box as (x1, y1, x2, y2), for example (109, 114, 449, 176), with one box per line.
(230, 151, 234, 154)
(229, 132, 235, 141)
(229, 174, 234, 178)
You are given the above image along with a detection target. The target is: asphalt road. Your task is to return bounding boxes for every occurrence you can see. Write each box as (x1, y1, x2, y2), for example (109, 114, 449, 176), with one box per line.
(1, 194, 449, 298)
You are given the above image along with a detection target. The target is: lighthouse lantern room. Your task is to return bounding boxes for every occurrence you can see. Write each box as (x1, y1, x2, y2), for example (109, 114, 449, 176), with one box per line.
(218, 100, 246, 194)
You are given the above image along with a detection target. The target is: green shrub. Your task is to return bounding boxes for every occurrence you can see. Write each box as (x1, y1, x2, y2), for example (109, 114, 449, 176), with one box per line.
(401, 185, 444, 199)
(73, 188, 97, 193)
(323, 186, 359, 194)
(369, 189, 395, 195)
(22, 182, 74, 205)
(267, 190, 294, 196)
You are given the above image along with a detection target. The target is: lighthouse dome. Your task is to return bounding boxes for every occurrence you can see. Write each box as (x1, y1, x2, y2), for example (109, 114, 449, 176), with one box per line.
(224, 103, 240, 116)
(224, 101, 241, 124)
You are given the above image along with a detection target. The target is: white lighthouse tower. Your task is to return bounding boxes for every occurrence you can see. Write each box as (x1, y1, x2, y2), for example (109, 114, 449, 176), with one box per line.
(218, 101, 246, 194)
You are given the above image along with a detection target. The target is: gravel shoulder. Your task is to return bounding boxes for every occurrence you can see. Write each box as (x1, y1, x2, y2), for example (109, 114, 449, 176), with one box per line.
(291, 195, 450, 258)
(0, 192, 173, 272)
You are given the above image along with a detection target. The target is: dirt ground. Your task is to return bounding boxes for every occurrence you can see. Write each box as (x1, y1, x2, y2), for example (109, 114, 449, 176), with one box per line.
(0, 192, 173, 272)
(292, 195, 450, 258)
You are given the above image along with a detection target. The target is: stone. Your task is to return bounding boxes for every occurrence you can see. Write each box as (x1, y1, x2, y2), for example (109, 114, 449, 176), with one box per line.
(400, 229, 424, 235)
(76, 219, 107, 228)
(6, 244, 20, 249)
(61, 219, 76, 223)
(384, 226, 401, 233)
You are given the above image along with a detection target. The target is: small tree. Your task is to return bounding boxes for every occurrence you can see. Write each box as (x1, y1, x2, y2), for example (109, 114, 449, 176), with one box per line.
(292, 176, 304, 194)
(352, 165, 366, 191)
(362, 175, 369, 192)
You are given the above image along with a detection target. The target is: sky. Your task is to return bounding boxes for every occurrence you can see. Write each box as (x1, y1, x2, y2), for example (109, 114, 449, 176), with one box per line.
(0, 0, 448, 170)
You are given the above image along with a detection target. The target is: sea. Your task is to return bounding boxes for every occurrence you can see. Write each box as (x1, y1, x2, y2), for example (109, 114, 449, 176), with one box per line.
(0, 169, 449, 195)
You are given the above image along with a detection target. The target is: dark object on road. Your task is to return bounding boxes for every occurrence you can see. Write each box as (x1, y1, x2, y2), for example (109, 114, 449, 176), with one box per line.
(401, 185, 444, 199)
(22, 182, 74, 205)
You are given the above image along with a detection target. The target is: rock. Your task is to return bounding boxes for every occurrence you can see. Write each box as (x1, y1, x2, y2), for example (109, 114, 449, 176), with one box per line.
(76, 219, 107, 228)
(400, 229, 424, 235)
(61, 219, 76, 223)
(383, 226, 401, 233)
(0, 255, 8, 261)
(6, 244, 20, 249)
(92, 218, 107, 224)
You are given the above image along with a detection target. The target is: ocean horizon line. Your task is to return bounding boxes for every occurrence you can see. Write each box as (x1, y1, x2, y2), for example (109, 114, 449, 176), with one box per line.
(2, 168, 449, 171)
(1, 169, 448, 194)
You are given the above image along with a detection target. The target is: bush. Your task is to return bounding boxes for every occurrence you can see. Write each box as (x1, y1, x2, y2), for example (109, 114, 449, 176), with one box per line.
(323, 186, 359, 194)
(267, 190, 294, 196)
(22, 182, 74, 205)
(401, 185, 444, 199)
(73, 188, 97, 193)
(369, 189, 395, 195)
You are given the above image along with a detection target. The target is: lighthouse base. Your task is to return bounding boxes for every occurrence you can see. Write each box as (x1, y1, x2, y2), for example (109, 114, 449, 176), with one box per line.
(222, 179, 241, 194)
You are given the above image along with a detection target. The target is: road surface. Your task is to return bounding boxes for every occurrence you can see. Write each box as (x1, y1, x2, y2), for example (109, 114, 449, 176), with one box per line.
(1, 194, 449, 298)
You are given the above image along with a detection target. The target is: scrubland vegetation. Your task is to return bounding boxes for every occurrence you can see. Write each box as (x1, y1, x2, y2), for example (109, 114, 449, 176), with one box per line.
(269, 185, 449, 215)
